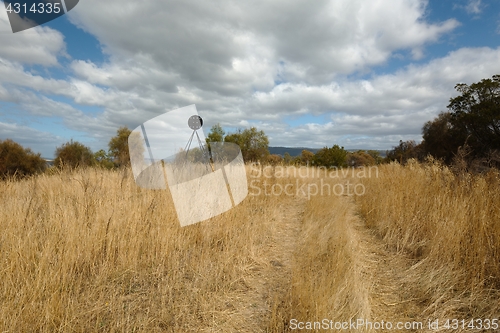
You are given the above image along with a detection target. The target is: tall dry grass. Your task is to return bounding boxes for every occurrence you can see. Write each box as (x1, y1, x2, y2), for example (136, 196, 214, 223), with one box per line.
(356, 160, 500, 320)
(2, 162, 499, 332)
(0, 166, 295, 332)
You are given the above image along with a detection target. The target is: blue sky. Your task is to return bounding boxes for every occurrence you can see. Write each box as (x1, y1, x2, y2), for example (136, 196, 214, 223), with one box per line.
(0, 0, 499, 158)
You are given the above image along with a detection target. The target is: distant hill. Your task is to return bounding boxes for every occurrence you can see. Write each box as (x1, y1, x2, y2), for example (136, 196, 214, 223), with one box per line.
(269, 147, 387, 157)
(268, 147, 320, 156)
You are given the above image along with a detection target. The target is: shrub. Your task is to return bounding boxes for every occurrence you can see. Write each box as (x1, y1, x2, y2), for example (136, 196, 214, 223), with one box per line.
(0, 139, 46, 179)
(54, 140, 95, 169)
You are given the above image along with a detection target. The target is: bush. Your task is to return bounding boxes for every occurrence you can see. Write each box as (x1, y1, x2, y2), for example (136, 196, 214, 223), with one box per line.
(347, 151, 376, 167)
(313, 145, 347, 167)
(0, 139, 46, 179)
(54, 140, 95, 169)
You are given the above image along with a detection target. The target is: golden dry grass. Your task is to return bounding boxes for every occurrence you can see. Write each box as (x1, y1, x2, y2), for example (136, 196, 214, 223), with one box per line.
(0, 167, 291, 332)
(356, 160, 500, 327)
(1, 162, 499, 332)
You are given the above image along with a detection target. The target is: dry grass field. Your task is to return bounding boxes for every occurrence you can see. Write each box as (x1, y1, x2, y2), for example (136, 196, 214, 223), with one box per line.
(1, 162, 499, 332)
(355, 161, 500, 325)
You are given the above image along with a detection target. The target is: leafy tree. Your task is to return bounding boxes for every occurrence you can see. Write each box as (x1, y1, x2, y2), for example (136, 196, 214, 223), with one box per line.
(205, 123, 225, 159)
(109, 127, 132, 167)
(94, 149, 114, 169)
(224, 127, 269, 162)
(0, 139, 46, 179)
(206, 123, 225, 144)
(421, 112, 464, 164)
(447, 75, 500, 157)
(313, 145, 347, 167)
(55, 140, 95, 169)
(366, 150, 383, 164)
(420, 75, 500, 166)
(385, 140, 422, 164)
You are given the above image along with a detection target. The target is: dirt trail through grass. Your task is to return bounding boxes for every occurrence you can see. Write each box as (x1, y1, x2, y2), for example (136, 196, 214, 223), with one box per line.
(232, 194, 428, 332)
(347, 197, 429, 332)
(231, 193, 428, 332)
(209, 197, 305, 333)
(228, 196, 306, 332)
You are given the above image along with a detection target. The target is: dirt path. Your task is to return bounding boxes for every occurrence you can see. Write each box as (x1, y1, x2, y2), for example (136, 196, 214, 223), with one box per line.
(347, 198, 429, 332)
(220, 194, 429, 332)
(213, 195, 305, 333)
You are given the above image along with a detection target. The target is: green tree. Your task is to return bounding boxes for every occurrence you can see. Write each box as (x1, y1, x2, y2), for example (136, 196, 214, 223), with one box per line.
(313, 145, 347, 167)
(419, 75, 500, 166)
(421, 112, 464, 164)
(94, 149, 114, 169)
(55, 140, 95, 169)
(109, 127, 132, 167)
(385, 140, 422, 164)
(0, 139, 46, 179)
(224, 127, 269, 162)
(206, 123, 225, 144)
(366, 150, 383, 164)
(447, 75, 500, 158)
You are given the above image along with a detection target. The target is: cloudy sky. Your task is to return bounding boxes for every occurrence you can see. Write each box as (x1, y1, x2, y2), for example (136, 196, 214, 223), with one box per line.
(1, 0, 499, 158)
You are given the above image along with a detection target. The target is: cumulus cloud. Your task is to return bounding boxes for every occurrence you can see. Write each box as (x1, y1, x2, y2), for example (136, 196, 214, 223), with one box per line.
(246, 47, 500, 148)
(67, 0, 459, 88)
(1, 0, 498, 155)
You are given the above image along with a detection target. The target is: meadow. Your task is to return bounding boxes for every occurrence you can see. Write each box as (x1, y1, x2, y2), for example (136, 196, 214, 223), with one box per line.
(0, 162, 499, 332)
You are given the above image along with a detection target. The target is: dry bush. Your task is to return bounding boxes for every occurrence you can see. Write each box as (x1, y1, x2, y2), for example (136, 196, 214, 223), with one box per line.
(0, 139, 47, 179)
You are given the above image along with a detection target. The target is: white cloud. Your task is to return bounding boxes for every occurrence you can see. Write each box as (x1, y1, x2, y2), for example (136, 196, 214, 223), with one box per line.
(0, 10, 66, 66)
(0, 121, 63, 157)
(67, 0, 459, 88)
(465, 0, 482, 14)
(2, 0, 497, 154)
(242, 47, 500, 148)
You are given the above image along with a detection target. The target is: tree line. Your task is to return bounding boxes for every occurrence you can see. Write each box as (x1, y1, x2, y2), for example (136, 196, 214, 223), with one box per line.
(0, 127, 131, 179)
(205, 124, 382, 167)
(386, 74, 500, 172)
(2, 74, 498, 179)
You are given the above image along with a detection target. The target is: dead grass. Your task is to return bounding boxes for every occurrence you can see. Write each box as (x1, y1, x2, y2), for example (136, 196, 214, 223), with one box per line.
(1, 162, 499, 332)
(356, 160, 500, 326)
(0, 166, 293, 332)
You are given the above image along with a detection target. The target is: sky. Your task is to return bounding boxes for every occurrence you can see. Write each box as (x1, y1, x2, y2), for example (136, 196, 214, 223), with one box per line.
(0, 0, 499, 158)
